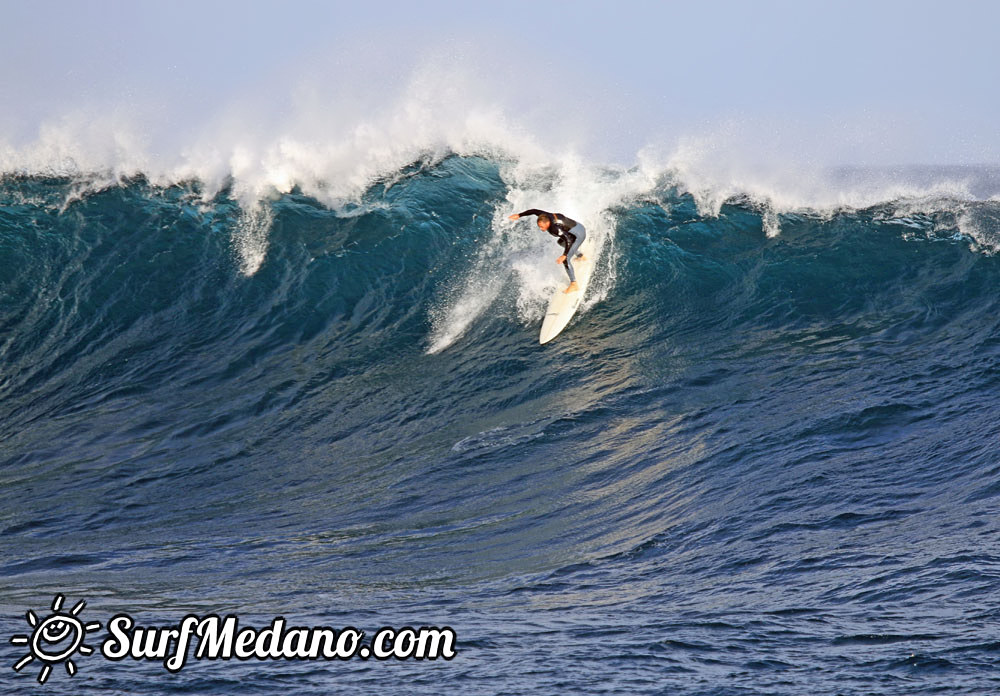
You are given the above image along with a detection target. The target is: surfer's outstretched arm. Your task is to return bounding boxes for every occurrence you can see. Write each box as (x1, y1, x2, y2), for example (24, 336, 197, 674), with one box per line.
(509, 209, 551, 221)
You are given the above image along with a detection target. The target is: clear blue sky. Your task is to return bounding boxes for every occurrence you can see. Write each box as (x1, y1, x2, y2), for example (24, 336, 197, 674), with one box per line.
(2, 0, 998, 164)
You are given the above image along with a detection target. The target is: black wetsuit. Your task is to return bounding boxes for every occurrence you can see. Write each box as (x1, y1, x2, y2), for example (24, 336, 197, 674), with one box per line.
(516, 209, 586, 282)
(517, 209, 579, 253)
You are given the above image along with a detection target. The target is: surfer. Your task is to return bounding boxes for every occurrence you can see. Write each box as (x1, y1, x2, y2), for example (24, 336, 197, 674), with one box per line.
(508, 209, 587, 293)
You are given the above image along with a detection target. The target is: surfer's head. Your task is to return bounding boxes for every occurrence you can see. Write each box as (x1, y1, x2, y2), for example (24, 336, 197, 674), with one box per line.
(536, 214, 552, 230)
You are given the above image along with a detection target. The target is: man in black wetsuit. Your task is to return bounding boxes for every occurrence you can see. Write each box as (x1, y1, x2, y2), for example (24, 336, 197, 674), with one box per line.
(508, 209, 587, 293)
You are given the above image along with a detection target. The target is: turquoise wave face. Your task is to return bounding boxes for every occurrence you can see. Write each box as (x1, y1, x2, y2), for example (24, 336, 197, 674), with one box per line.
(2, 157, 1000, 695)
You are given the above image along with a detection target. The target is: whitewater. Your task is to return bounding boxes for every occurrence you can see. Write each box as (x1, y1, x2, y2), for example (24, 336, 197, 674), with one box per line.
(2, 63, 1000, 694)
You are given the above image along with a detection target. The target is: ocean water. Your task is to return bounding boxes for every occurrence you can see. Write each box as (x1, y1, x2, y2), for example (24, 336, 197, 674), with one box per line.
(2, 152, 1000, 695)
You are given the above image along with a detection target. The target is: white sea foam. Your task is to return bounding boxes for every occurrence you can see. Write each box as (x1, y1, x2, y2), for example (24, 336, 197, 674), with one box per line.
(233, 202, 272, 277)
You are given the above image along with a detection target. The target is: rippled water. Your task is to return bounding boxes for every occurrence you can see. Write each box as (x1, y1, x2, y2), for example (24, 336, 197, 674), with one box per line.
(2, 158, 1000, 694)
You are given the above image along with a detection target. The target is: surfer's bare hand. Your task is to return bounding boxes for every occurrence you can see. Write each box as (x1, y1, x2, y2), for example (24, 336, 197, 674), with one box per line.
(508, 214, 519, 220)
(556, 255, 567, 264)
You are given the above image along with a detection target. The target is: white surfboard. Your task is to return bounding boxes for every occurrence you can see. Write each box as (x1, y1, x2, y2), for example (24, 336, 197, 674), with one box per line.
(539, 238, 596, 344)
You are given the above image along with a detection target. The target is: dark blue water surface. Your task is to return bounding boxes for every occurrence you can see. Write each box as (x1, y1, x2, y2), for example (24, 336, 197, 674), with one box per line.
(2, 157, 999, 694)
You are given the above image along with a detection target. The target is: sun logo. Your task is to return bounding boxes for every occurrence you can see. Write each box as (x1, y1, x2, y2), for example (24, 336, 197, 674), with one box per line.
(9, 594, 101, 684)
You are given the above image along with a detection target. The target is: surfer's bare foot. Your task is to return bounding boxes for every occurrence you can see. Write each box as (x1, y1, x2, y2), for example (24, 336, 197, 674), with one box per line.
(564, 281, 579, 294)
